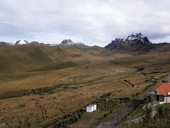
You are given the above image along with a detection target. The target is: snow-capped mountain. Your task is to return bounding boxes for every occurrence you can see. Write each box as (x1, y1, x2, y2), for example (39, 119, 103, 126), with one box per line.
(15, 40, 29, 45)
(15, 40, 44, 45)
(59, 39, 84, 46)
(105, 33, 152, 52)
(126, 32, 150, 43)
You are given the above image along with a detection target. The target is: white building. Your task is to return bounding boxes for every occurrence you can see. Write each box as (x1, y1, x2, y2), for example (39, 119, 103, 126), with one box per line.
(86, 104, 97, 112)
(151, 82, 170, 104)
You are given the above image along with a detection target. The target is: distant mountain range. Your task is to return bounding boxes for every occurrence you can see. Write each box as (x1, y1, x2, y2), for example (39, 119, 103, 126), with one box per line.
(0, 39, 84, 46)
(0, 32, 170, 53)
(105, 32, 170, 52)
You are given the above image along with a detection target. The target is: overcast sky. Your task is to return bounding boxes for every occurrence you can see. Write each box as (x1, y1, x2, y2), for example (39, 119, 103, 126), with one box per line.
(0, 0, 170, 46)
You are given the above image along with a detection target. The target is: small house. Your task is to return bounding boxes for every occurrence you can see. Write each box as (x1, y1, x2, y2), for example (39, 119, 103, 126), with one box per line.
(86, 104, 97, 112)
(151, 82, 170, 104)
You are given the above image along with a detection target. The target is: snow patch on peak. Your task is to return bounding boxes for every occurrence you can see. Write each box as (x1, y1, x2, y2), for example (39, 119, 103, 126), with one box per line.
(60, 39, 84, 46)
(15, 40, 29, 45)
(126, 32, 148, 42)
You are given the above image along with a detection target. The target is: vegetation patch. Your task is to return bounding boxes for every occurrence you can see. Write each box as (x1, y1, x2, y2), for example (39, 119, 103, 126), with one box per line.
(127, 104, 145, 120)
(29, 61, 88, 72)
(41, 92, 129, 128)
(7, 115, 32, 128)
(29, 48, 51, 64)
(120, 104, 170, 128)
(136, 66, 144, 72)
(0, 73, 30, 82)
(42, 109, 84, 128)
(0, 84, 70, 99)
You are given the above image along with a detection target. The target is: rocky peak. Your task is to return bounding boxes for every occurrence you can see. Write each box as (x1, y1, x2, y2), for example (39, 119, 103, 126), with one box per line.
(60, 39, 84, 46)
(60, 39, 74, 45)
(126, 32, 150, 43)
(105, 32, 152, 51)
(15, 40, 29, 45)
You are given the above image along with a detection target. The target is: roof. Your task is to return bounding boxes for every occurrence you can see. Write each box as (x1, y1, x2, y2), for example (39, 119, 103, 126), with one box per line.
(156, 82, 170, 95)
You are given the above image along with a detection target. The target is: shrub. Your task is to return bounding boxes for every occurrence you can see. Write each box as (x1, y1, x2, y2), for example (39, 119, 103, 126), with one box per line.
(136, 67, 144, 72)
(7, 115, 32, 128)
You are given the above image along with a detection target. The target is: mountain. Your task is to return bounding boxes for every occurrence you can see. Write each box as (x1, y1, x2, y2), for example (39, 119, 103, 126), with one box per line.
(126, 32, 150, 43)
(59, 39, 85, 46)
(14, 40, 51, 46)
(0, 42, 110, 72)
(105, 33, 153, 52)
(15, 40, 29, 45)
(0, 41, 9, 45)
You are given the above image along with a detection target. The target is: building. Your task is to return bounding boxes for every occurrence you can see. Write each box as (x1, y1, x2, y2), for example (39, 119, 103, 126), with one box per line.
(151, 82, 170, 104)
(86, 104, 97, 112)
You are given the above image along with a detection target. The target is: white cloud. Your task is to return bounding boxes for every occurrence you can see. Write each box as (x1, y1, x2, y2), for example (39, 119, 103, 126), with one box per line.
(0, 0, 170, 46)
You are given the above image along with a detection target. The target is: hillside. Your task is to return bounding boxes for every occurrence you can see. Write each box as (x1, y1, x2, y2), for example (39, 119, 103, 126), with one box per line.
(0, 40, 169, 128)
(0, 43, 110, 72)
(118, 104, 170, 128)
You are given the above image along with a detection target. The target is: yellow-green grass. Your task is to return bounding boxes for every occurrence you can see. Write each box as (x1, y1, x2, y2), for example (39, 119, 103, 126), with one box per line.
(0, 45, 169, 127)
(127, 104, 145, 120)
(0, 67, 160, 127)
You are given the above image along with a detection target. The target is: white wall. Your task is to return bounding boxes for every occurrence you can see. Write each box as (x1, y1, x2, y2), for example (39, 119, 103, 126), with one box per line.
(86, 104, 97, 112)
(165, 96, 170, 103)
(160, 96, 170, 104)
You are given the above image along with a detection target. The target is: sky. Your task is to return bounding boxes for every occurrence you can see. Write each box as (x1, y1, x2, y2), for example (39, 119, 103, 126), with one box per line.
(0, 0, 170, 46)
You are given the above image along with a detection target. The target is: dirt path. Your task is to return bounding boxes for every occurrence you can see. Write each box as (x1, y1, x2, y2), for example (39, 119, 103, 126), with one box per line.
(96, 100, 143, 128)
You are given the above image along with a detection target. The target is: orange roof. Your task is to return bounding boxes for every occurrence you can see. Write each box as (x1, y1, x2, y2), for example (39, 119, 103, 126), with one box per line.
(156, 82, 170, 95)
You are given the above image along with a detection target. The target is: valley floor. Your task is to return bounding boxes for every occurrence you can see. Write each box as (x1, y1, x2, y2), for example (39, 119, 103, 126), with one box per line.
(0, 46, 169, 128)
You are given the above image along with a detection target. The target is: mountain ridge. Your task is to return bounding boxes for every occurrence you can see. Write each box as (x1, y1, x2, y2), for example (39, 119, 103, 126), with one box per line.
(0, 33, 170, 54)
(105, 33, 152, 51)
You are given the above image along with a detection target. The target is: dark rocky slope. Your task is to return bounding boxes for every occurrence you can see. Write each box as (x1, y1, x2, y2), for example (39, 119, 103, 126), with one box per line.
(105, 33, 170, 52)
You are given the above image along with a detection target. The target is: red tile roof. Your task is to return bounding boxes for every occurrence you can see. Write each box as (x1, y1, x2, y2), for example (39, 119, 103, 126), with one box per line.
(156, 82, 170, 95)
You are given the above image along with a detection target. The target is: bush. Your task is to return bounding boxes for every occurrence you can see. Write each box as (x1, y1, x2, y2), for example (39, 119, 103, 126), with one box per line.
(136, 67, 144, 72)
(41, 109, 85, 128)
(7, 115, 32, 128)
(123, 104, 170, 128)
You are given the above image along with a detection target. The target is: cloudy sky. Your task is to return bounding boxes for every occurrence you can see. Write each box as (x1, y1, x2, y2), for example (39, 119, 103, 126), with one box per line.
(0, 0, 170, 46)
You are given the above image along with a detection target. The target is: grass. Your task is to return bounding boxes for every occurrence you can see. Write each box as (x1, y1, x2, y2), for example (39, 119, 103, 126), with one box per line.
(127, 104, 145, 120)
(6, 115, 32, 128)
(69, 110, 105, 128)
(29, 60, 88, 72)
(0, 45, 169, 128)
(120, 104, 170, 128)
(0, 68, 147, 127)
(51, 93, 129, 128)
(0, 73, 31, 82)
(28, 48, 52, 64)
